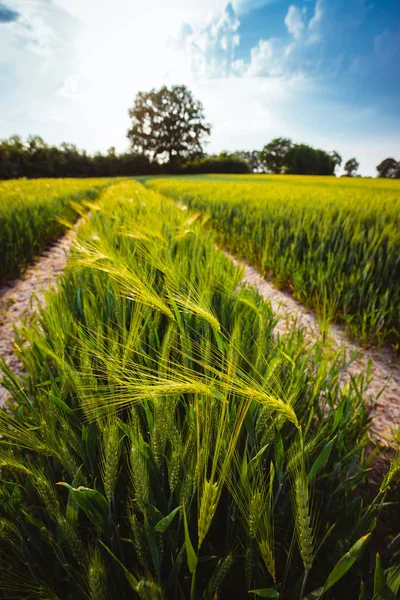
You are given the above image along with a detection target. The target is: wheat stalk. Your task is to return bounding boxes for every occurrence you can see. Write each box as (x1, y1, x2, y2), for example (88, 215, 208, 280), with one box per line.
(87, 547, 107, 600)
(198, 479, 218, 547)
(128, 509, 148, 570)
(0, 518, 22, 548)
(294, 472, 314, 571)
(129, 430, 149, 512)
(101, 419, 121, 503)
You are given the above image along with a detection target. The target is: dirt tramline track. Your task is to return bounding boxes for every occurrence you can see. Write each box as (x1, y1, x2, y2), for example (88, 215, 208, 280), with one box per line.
(0, 226, 78, 405)
(0, 220, 399, 447)
(226, 253, 400, 447)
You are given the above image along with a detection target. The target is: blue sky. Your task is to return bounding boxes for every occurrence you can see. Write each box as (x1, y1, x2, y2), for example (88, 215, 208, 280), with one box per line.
(0, 0, 399, 175)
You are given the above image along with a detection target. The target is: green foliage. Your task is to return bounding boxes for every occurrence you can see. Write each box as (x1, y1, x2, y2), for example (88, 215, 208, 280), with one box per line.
(0, 135, 152, 179)
(127, 85, 211, 163)
(0, 181, 398, 598)
(344, 158, 360, 177)
(0, 178, 111, 281)
(183, 152, 251, 174)
(376, 158, 400, 179)
(259, 139, 336, 175)
(147, 175, 400, 346)
(259, 138, 293, 174)
(285, 145, 336, 176)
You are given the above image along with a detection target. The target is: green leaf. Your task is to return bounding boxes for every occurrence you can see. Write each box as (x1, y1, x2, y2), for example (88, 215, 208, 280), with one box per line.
(211, 390, 224, 402)
(144, 514, 161, 578)
(183, 504, 197, 574)
(308, 438, 334, 482)
(304, 407, 315, 437)
(66, 465, 84, 527)
(240, 449, 248, 488)
(372, 565, 400, 600)
(303, 588, 323, 600)
(315, 523, 335, 555)
(100, 541, 139, 590)
(248, 444, 269, 478)
(35, 377, 62, 387)
(359, 580, 366, 600)
(244, 404, 255, 446)
(57, 482, 108, 533)
(274, 427, 284, 484)
(154, 506, 181, 533)
(322, 534, 371, 593)
(387, 566, 400, 597)
(46, 392, 76, 419)
(142, 402, 154, 429)
(21, 506, 47, 532)
(117, 420, 131, 437)
(166, 544, 185, 589)
(147, 504, 163, 528)
(82, 423, 97, 467)
(249, 589, 279, 597)
(374, 553, 384, 596)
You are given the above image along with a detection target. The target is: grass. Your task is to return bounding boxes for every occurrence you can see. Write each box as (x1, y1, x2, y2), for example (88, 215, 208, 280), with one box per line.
(146, 174, 400, 348)
(0, 180, 399, 598)
(0, 177, 114, 282)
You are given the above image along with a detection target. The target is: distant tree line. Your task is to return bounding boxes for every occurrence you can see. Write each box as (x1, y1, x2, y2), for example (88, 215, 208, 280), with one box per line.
(0, 136, 154, 180)
(1, 84, 398, 179)
(258, 138, 340, 175)
(0, 136, 252, 180)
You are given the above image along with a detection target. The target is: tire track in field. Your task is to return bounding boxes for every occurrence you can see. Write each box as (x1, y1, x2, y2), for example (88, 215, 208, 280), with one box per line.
(227, 252, 400, 447)
(0, 228, 79, 406)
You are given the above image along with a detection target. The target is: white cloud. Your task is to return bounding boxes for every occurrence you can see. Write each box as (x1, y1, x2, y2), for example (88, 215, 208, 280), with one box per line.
(52, 0, 228, 30)
(2, 0, 57, 56)
(244, 2, 325, 78)
(192, 76, 307, 152)
(57, 73, 86, 98)
(307, 0, 371, 46)
(284, 5, 305, 39)
(172, 4, 240, 78)
(308, 0, 323, 44)
(245, 38, 285, 77)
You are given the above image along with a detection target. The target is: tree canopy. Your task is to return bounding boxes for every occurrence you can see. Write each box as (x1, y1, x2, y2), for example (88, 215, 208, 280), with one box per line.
(127, 85, 211, 163)
(258, 138, 336, 175)
(259, 138, 293, 174)
(376, 157, 400, 178)
(286, 144, 336, 175)
(344, 158, 359, 177)
(330, 151, 342, 170)
(235, 150, 266, 173)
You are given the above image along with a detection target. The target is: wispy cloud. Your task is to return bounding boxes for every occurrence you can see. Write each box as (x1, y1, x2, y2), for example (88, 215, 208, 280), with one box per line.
(235, 2, 321, 79)
(173, 3, 240, 78)
(244, 38, 288, 77)
(1, 0, 56, 56)
(284, 5, 305, 39)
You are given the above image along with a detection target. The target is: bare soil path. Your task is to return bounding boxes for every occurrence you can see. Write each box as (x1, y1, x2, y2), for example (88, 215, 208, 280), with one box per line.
(227, 253, 399, 446)
(0, 232, 76, 405)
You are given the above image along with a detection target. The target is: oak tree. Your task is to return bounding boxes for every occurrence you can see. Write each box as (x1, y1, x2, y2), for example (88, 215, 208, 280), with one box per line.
(127, 85, 211, 163)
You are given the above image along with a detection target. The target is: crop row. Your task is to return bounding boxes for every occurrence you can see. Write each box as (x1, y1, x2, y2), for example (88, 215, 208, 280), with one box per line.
(147, 175, 400, 347)
(0, 181, 398, 599)
(0, 178, 111, 282)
